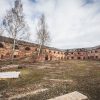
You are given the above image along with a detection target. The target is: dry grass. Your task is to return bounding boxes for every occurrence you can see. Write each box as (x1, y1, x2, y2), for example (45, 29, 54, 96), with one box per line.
(0, 60, 100, 100)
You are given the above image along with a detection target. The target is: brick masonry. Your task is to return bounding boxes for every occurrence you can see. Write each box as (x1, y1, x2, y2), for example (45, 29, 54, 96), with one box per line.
(0, 36, 65, 61)
(0, 36, 100, 61)
(65, 47, 100, 60)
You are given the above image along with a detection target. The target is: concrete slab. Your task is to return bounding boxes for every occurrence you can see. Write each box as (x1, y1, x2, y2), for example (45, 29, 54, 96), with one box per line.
(0, 71, 20, 78)
(48, 91, 88, 100)
(48, 79, 73, 82)
(8, 88, 48, 100)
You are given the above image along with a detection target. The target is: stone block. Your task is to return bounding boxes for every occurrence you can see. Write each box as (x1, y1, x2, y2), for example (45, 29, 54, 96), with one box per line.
(48, 91, 88, 100)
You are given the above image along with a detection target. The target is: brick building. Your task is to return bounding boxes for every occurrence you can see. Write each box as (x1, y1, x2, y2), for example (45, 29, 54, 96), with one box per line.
(65, 48, 88, 60)
(65, 47, 100, 60)
(0, 36, 100, 61)
(0, 36, 65, 61)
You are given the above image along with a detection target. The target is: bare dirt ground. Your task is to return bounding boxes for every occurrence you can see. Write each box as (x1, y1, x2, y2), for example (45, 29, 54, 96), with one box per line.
(0, 60, 100, 100)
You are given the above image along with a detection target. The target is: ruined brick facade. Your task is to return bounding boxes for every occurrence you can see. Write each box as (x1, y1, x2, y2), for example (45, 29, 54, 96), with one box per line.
(65, 47, 100, 60)
(0, 36, 65, 61)
(0, 36, 100, 61)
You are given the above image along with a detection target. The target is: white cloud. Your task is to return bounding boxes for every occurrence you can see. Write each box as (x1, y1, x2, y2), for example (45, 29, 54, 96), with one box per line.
(0, 0, 100, 49)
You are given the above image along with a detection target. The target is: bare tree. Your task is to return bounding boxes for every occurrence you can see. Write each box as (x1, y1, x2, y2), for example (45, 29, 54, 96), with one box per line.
(36, 14, 51, 56)
(3, 0, 29, 62)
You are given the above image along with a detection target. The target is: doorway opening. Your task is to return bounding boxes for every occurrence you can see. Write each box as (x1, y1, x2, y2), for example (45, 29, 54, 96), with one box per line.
(45, 55, 48, 60)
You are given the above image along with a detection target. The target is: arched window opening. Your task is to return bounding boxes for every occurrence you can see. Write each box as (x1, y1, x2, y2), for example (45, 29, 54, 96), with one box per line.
(45, 55, 48, 60)
(15, 45, 19, 49)
(35, 48, 37, 51)
(14, 55, 17, 58)
(95, 56, 98, 59)
(78, 52, 80, 54)
(71, 57, 74, 59)
(61, 57, 63, 60)
(1, 55, 3, 59)
(77, 57, 81, 59)
(25, 47, 31, 51)
(0, 43, 4, 48)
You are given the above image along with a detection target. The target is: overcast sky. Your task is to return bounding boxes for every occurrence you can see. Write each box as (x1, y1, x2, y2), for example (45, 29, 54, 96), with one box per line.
(0, 0, 100, 49)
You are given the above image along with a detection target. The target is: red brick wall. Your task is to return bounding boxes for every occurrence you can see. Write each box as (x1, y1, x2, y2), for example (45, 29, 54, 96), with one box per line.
(65, 48, 100, 60)
(0, 42, 65, 61)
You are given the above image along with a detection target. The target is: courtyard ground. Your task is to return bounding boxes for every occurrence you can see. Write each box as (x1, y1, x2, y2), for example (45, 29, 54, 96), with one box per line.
(0, 60, 100, 100)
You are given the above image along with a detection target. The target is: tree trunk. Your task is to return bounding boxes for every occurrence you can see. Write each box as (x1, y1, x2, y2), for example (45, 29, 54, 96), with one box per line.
(11, 37, 16, 63)
(38, 44, 42, 56)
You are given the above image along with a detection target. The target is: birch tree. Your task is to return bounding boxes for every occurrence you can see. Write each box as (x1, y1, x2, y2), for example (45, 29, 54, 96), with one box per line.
(3, 0, 29, 62)
(36, 14, 50, 56)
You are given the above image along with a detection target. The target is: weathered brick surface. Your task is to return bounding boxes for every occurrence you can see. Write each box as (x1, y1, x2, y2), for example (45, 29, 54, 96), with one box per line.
(65, 48, 100, 60)
(0, 36, 100, 61)
(0, 36, 65, 61)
